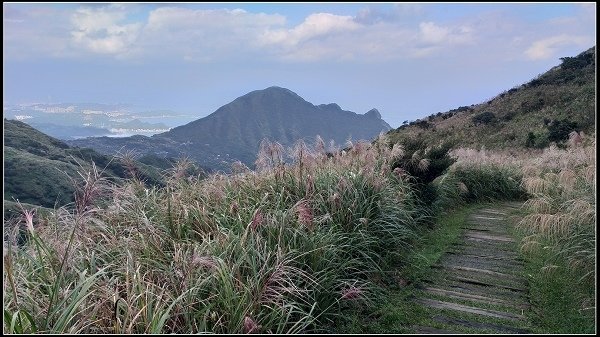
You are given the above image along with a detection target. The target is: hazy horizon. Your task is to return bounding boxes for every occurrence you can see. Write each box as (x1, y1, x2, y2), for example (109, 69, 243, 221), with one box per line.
(4, 2, 596, 128)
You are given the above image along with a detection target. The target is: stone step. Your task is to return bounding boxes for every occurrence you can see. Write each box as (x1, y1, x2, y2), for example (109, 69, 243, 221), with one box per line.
(470, 215, 505, 221)
(446, 249, 522, 261)
(422, 279, 529, 302)
(423, 287, 530, 310)
(432, 315, 531, 334)
(415, 298, 526, 321)
(413, 325, 460, 334)
(463, 231, 515, 243)
(413, 204, 530, 334)
(477, 209, 508, 215)
(443, 274, 528, 292)
(434, 265, 526, 284)
(440, 254, 524, 271)
(461, 226, 509, 234)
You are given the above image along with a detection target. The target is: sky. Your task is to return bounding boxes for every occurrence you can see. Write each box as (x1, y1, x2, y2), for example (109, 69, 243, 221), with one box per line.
(3, 2, 596, 128)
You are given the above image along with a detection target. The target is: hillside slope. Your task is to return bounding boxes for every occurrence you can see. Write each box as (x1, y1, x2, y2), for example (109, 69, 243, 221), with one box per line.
(388, 47, 595, 149)
(70, 86, 391, 171)
(4, 119, 165, 209)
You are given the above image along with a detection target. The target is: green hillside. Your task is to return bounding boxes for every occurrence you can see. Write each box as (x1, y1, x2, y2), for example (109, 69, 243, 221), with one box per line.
(388, 47, 595, 149)
(3, 119, 166, 210)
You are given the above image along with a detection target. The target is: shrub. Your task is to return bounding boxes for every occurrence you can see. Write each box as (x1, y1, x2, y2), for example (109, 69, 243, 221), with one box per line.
(560, 53, 594, 70)
(448, 165, 525, 202)
(390, 139, 455, 207)
(526, 132, 537, 148)
(547, 119, 578, 143)
(472, 111, 496, 125)
(502, 110, 517, 121)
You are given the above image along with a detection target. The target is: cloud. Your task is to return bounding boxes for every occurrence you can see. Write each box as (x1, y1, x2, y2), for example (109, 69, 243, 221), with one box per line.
(260, 13, 359, 47)
(354, 4, 425, 25)
(3, 6, 74, 59)
(419, 22, 449, 44)
(525, 34, 591, 60)
(70, 6, 142, 55)
(132, 7, 286, 61)
(2, 4, 596, 64)
(260, 12, 473, 61)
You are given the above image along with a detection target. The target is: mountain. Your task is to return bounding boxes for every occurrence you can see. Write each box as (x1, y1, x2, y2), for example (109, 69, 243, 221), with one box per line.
(387, 47, 596, 149)
(69, 87, 392, 171)
(3, 119, 166, 210)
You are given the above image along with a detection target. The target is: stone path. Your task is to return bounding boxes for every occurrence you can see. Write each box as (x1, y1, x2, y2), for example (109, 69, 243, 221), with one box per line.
(412, 202, 532, 334)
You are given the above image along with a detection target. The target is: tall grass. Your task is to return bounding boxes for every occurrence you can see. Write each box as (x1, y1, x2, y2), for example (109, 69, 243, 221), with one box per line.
(515, 134, 596, 333)
(518, 135, 596, 286)
(437, 140, 595, 287)
(3, 136, 421, 334)
(431, 147, 526, 211)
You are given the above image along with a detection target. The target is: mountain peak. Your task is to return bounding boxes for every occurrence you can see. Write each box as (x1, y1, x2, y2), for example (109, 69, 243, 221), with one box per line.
(261, 86, 300, 96)
(317, 103, 342, 111)
(238, 86, 306, 103)
(365, 108, 381, 119)
(72, 87, 392, 171)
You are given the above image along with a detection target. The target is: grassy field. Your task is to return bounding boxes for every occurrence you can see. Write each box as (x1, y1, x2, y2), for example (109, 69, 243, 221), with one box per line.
(3, 133, 595, 333)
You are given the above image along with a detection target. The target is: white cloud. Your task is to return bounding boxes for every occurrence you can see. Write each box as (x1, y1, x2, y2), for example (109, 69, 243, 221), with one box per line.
(260, 13, 360, 47)
(525, 34, 591, 60)
(2, 4, 596, 64)
(70, 7, 142, 55)
(260, 14, 474, 62)
(134, 7, 286, 61)
(355, 4, 424, 25)
(419, 22, 449, 44)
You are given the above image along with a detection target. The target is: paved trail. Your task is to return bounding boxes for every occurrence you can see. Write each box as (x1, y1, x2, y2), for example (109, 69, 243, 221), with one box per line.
(412, 202, 532, 334)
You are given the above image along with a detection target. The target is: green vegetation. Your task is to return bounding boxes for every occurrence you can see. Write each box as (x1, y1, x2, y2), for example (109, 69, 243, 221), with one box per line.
(471, 111, 497, 126)
(389, 138, 456, 207)
(520, 245, 595, 334)
(331, 205, 483, 333)
(3, 137, 423, 333)
(516, 143, 595, 333)
(4, 131, 595, 333)
(3, 119, 167, 209)
(435, 163, 526, 207)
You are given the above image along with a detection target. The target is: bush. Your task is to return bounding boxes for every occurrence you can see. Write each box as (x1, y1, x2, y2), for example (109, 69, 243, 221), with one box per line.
(432, 164, 526, 211)
(502, 110, 517, 121)
(472, 111, 496, 125)
(524, 131, 550, 149)
(525, 132, 536, 148)
(560, 53, 594, 70)
(547, 119, 578, 143)
(390, 139, 455, 207)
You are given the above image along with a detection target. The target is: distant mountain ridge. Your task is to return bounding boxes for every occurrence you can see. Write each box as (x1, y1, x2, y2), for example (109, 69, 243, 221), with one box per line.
(70, 86, 391, 171)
